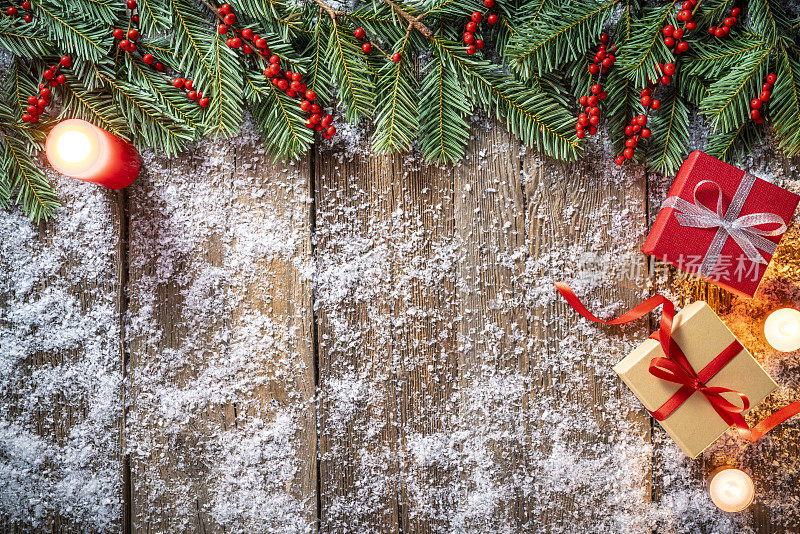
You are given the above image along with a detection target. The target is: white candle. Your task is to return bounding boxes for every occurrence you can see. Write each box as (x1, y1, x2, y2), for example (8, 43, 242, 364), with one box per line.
(709, 468, 754, 512)
(764, 308, 800, 352)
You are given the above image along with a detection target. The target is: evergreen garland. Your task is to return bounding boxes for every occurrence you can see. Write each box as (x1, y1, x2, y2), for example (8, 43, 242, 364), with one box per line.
(0, 0, 798, 222)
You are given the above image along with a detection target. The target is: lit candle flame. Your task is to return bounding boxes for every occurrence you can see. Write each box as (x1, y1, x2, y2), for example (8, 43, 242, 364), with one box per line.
(764, 308, 800, 352)
(709, 468, 754, 512)
(55, 130, 92, 164)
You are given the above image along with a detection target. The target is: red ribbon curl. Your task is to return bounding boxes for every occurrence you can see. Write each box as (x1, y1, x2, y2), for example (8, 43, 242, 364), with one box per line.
(554, 281, 800, 444)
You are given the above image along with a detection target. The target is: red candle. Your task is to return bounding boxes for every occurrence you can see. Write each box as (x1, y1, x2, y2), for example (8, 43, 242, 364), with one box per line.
(45, 119, 140, 189)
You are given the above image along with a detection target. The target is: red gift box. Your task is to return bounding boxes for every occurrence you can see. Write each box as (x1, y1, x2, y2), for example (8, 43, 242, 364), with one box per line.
(643, 151, 800, 298)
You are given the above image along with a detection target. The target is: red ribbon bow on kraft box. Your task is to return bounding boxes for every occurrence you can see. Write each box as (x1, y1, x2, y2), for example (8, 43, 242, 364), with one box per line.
(555, 282, 800, 458)
(643, 151, 800, 298)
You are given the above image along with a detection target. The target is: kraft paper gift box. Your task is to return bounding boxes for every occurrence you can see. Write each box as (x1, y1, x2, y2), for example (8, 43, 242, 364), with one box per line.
(613, 301, 777, 458)
(643, 150, 800, 298)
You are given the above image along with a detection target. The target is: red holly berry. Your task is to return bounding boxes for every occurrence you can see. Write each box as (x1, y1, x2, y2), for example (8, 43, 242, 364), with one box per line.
(650, 99, 661, 110)
(751, 109, 762, 120)
(26, 95, 37, 105)
(484, 0, 494, 6)
(256, 38, 268, 49)
(663, 37, 674, 48)
(754, 116, 765, 124)
(362, 43, 372, 54)
(487, 14, 498, 25)
(24, 14, 31, 22)
(715, 27, 725, 38)
(750, 99, 762, 109)
(230, 37, 242, 48)
(660, 75, 671, 85)
(589, 115, 600, 126)
(760, 91, 771, 102)
(640, 128, 651, 138)
(576, 129, 586, 139)
(663, 63, 675, 76)
(119, 39, 130, 50)
(724, 17, 736, 27)
(40, 88, 51, 99)
(155, 63, 165, 71)
(199, 97, 210, 108)
(476, 39, 484, 50)
(588, 64, 599, 75)
(300, 100, 311, 112)
(590, 84, 602, 95)
(59, 55, 72, 67)
(218, 24, 228, 34)
(128, 29, 139, 41)
(685, 20, 697, 30)
(640, 96, 652, 108)
(662, 25, 674, 36)
(672, 28, 684, 39)
(466, 45, 476, 55)
(126, 0, 136, 9)
(635, 114, 647, 126)
(623, 147, 635, 159)
(187, 90, 197, 100)
(22, 1, 30, 9)
(766, 73, 777, 84)
(579, 96, 588, 106)
(731, 7, 741, 16)
(305, 90, 317, 101)
(466, 21, 477, 33)
(600, 33, 609, 44)
(676, 10, 691, 22)
(113, 28, 125, 40)
(224, 13, 236, 24)
(326, 125, 336, 137)
(681, 0, 692, 9)
(625, 138, 637, 149)
(615, 155, 625, 165)
(220, 3, 232, 13)
(471, 12, 482, 23)
(142, 53, 155, 64)
(37, 98, 47, 108)
(587, 96, 598, 106)
(242, 44, 253, 54)
(676, 41, 689, 53)
(242, 28, 254, 40)
(354, 28, 365, 40)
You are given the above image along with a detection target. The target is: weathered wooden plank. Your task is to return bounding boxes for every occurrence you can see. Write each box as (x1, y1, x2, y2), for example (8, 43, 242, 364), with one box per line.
(389, 157, 459, 534)
(451, 125, 531, 530)
(0, 176, 123, 533)
(314, 146, 400, 533)
(127, 134, 316, 533)
(523, 150, 651, 530)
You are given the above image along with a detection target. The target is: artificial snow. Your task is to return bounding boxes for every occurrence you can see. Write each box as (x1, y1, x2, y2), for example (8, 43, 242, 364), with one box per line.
(2, 119, 800, 533)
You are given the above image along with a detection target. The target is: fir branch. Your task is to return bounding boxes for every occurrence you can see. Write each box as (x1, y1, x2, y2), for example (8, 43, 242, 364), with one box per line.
(59, 79, 131, 139)
(647, 86, 689, 175)
(303, 21, 334, 105)
(618, 4, 675, 88)
(436, 38, 579, 160)
(6, 58, 38, 115)
(372, 36, 419, 153)
(604, 68, 639, 153)
(202, 33, 244, 137)
(235, 0, 282, 20)
(683, 35, 770, 78)
(694, 0, 731, 26)
(251, 78, 313, 160)
(104, 76, 194, 156)
(243, 67, 269, 104)
(0, 102, 59, 222)
(168, 0, 215, 91)
(122, 54, 202, 130)
(68, 56, 115, 91)
(771, 47, 800, 156)
(681, 73, 711, 106)
(704, 120, 763, 162)
(137, 0, 169, 36)
(325, 24, 375, 122)
(0, 19, 53, 57)
(34, 0, 110, 61)
(55, 0, 121, 25)
(418, 53, 470, 163)
(700, 45, 771, 132)
(507, 0, 620, 80)
(746, 0, 791, 44)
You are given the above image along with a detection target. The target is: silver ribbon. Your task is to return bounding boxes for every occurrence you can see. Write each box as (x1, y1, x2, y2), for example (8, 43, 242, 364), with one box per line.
(660, 172, 787, 276)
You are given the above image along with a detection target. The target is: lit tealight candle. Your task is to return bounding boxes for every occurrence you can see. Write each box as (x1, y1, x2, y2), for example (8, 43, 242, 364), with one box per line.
(45, 119, 140, 189)
(709, 468, 755, 512)
(764, 308, 800, 352)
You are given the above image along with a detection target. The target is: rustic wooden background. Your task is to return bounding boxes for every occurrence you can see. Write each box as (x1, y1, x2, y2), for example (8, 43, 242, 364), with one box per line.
(1, 123, 799, 533)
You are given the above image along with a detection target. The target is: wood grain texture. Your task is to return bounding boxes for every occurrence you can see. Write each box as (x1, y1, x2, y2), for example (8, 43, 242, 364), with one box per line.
(524, 151, 651, 530)
(314, 147, 400, 534)
(127, 135, 316, 533)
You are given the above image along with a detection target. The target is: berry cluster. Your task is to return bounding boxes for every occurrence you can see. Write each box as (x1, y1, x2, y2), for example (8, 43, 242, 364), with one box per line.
(353, 27, 375, 55)
(6, 1, 32, 22)
(575, 34, 613, 140)
(113, 26, 140, 53)
(217, 4, 267, 57)
(21, 55, 71, 123)
(263, 59, 336, 139)
(750, 72, 776, 124)
(709, 6, 740, 38)
(460, 0, 498, 54)
(661, 0, 697, 55)
(614, 62, 673, 165)
(173, 77, 209, 108)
